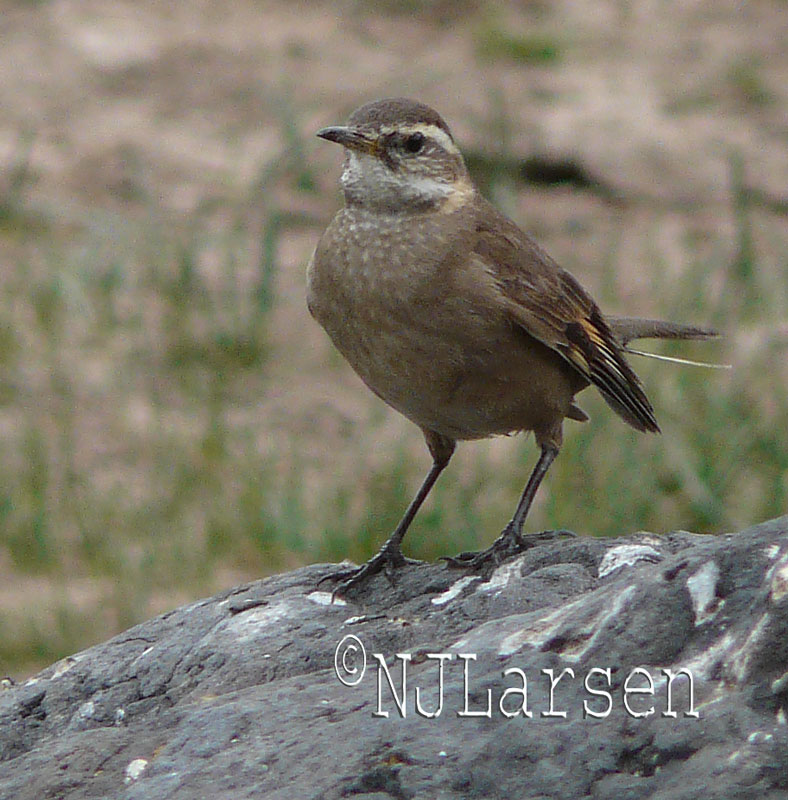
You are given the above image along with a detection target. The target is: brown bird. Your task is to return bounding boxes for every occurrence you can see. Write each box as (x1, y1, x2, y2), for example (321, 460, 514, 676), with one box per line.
(308, 98, 717, 594)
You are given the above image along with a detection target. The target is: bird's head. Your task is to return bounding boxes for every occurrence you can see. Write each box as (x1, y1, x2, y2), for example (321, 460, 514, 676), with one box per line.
(317, 98, 472, 213)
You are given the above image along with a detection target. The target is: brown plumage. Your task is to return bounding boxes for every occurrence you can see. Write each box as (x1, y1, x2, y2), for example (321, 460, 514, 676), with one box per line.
(471, 196, 660, 434)
(309, 98, 717, 594)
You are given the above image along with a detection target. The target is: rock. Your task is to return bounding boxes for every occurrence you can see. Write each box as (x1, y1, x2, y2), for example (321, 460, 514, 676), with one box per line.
(2, 517, 788, 799)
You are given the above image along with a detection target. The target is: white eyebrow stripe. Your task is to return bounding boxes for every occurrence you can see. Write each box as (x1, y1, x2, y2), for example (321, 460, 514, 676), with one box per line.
(378, 123, 460, 156)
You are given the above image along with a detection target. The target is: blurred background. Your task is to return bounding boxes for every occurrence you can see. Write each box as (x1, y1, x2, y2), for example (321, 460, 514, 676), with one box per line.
(0, 0, 785, 679)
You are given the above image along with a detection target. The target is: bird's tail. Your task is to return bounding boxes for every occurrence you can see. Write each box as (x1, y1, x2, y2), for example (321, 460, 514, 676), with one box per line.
(607, 317, 728, 370)
(607, 317, 719, 346)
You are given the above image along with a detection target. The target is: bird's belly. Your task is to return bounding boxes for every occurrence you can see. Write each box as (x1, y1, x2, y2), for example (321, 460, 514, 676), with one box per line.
(316, 292, 575, 440)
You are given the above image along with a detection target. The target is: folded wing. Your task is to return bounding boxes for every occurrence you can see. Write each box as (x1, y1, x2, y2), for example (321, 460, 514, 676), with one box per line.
(473, 198, 660, 433)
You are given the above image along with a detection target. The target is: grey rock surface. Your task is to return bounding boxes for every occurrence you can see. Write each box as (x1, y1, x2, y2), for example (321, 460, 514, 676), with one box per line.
(2, 517, 788, 799)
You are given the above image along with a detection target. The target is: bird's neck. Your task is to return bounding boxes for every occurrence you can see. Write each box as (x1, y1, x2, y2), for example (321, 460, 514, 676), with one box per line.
(341, 152, 473, 214)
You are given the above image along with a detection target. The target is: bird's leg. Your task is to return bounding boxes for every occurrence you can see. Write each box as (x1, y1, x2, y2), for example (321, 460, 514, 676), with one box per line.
(507, 442, 559, 540)
(326, 432, 455, 599)
(445, 441, 573, 569)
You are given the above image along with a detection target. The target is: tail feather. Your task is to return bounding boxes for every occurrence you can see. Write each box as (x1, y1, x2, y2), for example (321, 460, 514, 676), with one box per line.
(607, 317, 719, 346)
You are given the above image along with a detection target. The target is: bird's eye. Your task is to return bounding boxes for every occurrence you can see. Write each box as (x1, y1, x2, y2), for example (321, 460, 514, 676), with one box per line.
(403, 133, 425, 154)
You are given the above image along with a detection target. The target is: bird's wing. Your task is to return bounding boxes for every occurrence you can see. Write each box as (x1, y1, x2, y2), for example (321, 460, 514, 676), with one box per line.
(472, 198, 659, 433)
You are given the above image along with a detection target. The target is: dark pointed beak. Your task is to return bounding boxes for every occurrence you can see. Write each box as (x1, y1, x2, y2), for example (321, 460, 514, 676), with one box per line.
(316, 126, 379, 155)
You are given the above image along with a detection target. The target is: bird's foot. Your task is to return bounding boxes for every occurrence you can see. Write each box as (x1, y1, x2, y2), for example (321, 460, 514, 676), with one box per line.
(443, 526, 576, 571)
(320, 543, 422, 601)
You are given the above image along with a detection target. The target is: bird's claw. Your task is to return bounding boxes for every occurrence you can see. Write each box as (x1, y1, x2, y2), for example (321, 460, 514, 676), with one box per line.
(321, 546, 422, 601)
(443, 528, 576, 570)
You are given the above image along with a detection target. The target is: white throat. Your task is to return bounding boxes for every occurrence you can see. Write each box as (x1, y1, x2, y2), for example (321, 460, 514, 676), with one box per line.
(341, 151, 456, 211)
